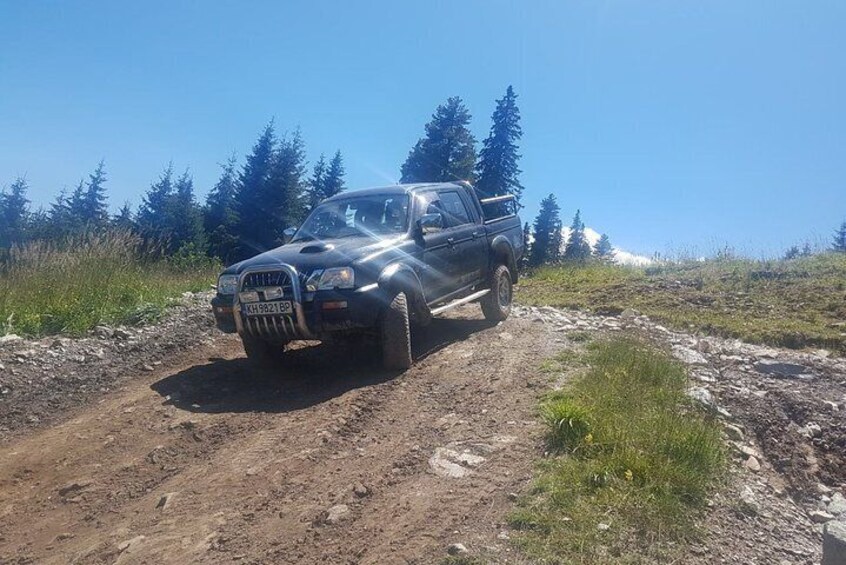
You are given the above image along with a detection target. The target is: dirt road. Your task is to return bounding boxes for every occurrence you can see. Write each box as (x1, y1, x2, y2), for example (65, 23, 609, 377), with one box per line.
(0, 307, 559, 564)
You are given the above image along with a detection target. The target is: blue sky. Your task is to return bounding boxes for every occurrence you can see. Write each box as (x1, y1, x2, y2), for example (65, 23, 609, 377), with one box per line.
(1, 1, 844, 257)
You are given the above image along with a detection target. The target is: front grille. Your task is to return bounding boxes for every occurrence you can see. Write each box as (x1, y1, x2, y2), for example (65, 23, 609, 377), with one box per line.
(241, 314, 299, 340)
(241, 270, 295, 295)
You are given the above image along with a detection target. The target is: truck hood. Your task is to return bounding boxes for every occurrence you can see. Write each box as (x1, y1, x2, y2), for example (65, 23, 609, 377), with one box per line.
(222, 235, 407, 277)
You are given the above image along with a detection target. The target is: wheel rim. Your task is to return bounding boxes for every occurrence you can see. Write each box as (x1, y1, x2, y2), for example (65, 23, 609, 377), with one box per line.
(497, 273, 512, 307)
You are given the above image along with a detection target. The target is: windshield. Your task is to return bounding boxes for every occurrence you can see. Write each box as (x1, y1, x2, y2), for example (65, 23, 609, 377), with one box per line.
(292, 194, 410, 242)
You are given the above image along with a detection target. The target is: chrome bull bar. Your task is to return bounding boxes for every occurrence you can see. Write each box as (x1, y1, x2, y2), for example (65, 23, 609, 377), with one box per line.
(233, 264, 315, 340)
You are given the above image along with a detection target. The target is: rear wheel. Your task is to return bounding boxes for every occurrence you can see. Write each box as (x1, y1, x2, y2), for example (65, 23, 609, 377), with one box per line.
(380, 292, 413, 371)
(481, 264, 512, 322)
(241, 336, 286, 367)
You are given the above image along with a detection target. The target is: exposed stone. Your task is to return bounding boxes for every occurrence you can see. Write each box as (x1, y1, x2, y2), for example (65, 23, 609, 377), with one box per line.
(597, 523, 610, 531)
(155, 492, 177, 511)
(798, 422, 822, 439)
(353, 482, 369, 498)
(744, 456, 761, 472)
(447, 543, 468, 556)
(673, 345, 708, 365)
(324, 504, 350, 524)
(810, 510, 835, 523)
(0, 334, 22, 344)
(754, 360, 814, 379)
(724, 424, 745, 441)
(117, 535, 146, 553)
(828, 493, 846, 516)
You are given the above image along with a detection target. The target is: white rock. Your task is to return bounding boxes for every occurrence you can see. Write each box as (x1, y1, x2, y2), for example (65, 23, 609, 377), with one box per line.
(324, 504, 350, 524)
(597, 523, 610, 531)
(673, 345, 708, 365)
(810, 510, 835, 523)
(0, 334, 22, 344)
(798, 422, 823, 439)
(744, 456, 761, 472)
(447, 543, 468, 556)
(828, 492, 846, 516)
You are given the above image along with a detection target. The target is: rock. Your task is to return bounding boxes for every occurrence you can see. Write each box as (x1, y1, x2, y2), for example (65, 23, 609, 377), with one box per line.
(93, 325, 114, 338)
(155, 492, 177, 511)
(724, 424, 745, 441)
(113, 328, 132, 340)
(497, 531, 510, 540)
(58, 479, 93, 497)
(823, 520, 846, 565)
(429, 445, 487, 478)
(739, 485, 758, 514)
(597, 523, 610, 531)
(798, 422, 822, 439)
(754, 360, 814, 379)
(324, 504, 350, 525)
(507, 492, 519, 502)
(822, 400, 840, 412)
(673, 346, 708, 365)
(687, 387, 715, 408)
(811, 510, 836, 523)
(140, 364, 154, 372)
(818, 484, 834, 495)
(620, 308, 639, 319)
(447, 543, 468, 556)
(828, 493, 846, 516)
(0, 334, 22, 344)
(117, 535, 146, 553)
(744, 456, 761, 472)
(353, 482, 369, 498)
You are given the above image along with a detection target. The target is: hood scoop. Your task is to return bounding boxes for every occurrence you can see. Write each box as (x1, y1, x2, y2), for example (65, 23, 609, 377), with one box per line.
(300, 243, 334, 254)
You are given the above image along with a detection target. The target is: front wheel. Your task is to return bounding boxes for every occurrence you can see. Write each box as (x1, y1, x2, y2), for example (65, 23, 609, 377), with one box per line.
(380, 292, 413, 371)
(480, 264, 513, 322)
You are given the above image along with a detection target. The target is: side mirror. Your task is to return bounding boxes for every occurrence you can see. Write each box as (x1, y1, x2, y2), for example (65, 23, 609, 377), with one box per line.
(282, 227, 298, 244)
(417, 213, 444, 235)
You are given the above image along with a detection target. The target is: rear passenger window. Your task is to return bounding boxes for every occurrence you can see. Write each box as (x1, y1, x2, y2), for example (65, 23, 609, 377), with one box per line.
(439, 191, 471, 227)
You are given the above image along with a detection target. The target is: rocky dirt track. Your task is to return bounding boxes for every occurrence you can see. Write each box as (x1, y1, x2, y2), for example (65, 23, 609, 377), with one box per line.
(0, 294, 844, 564)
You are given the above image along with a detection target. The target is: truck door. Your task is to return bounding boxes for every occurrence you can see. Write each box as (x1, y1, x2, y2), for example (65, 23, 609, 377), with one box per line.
(415, 191, 457, 302)
(437, 189, 487, 289)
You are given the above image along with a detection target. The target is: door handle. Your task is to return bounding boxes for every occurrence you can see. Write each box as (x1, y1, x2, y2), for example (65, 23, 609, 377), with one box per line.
(447, 237, 455, 246)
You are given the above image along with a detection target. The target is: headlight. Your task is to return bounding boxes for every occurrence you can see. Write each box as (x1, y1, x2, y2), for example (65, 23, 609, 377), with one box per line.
(315, 267, 355, 290)
(217, 274, 239, 295)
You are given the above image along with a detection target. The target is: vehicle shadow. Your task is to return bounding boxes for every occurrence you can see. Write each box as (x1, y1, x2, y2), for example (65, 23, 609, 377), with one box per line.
(150, 316, 496, 415)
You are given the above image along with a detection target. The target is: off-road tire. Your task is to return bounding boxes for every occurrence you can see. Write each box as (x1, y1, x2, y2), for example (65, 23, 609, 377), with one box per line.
(380, 292, 413, 371)
(241, 336, 285, 367)
(481, 264, 513, 322)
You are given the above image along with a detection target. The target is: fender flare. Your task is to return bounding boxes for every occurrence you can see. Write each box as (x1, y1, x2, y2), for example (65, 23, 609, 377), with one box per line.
(489, 235, 519, 283)
(377, 262, 429, 319)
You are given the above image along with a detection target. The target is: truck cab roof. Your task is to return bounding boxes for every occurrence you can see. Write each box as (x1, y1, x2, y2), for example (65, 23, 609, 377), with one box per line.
(322, 182, 471, 202)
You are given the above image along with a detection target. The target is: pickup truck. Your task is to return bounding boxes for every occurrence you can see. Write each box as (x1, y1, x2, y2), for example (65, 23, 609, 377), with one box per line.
(211, 181, 524, 370)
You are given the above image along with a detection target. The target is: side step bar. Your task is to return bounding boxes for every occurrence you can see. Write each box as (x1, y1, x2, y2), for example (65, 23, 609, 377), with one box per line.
(430, 289, 490, 316)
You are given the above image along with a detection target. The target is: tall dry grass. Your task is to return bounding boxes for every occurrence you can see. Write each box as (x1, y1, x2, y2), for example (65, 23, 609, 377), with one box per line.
(0, 231, 219, 336)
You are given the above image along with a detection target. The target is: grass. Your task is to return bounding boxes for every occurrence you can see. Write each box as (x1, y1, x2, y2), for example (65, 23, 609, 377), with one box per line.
(519, 252, 846, 354)
(0, 231, 220, 336)
(511, 338, 724, 563)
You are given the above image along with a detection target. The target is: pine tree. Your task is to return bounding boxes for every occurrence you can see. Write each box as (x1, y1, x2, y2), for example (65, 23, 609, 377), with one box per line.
(204, 156, 240, 262)
(323, 150, 345, 199)
(46, 187, 75, 239)
(832, 221, 846, 253)
(234, 122, 278, 258)
(170, 169, 206, 254)
(400, 97, 476, 183)
(563, 210, 592, 262)
(475, 85, 523, 205)
(529, 194, 562, 267)
(0, 177, 31, 248)
(594, 233, 615, 262)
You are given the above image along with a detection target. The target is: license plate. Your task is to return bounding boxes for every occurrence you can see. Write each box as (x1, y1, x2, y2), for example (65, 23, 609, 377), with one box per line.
(243, 301, 293, 316)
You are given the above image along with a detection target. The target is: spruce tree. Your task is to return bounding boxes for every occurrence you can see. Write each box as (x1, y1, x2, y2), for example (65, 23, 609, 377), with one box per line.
(137, 164, 175, 240)
(234, 122, 278, 258)
(519, 221, 531, 270)
(832, 221, 846, 253)
(400, 97, 476, 183)
(0, 177, 31, 248)
(270, 128, 308, 233)
(170, 170, 206, 254)
(307, 153, 327, 210)
(323, 150, 345, 199)
(475, 85, 523, 205)
(529, 194, 562, 267)
(594, 233, 614, 262)
(114, 202, 135, 232)
(204, 156, 240, 262)
(82, 160, 109, 227)
(563, 209, 592, 262)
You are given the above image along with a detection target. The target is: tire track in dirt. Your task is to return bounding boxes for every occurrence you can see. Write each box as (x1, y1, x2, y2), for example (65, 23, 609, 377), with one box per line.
(0, 307, 562, 564)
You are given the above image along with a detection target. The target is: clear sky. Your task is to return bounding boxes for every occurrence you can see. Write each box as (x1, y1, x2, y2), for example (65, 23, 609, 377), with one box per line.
(1, 1, 844, 257)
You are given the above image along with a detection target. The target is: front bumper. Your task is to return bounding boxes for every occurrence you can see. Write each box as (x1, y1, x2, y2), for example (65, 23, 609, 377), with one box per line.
(211, 266, 386, 341)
